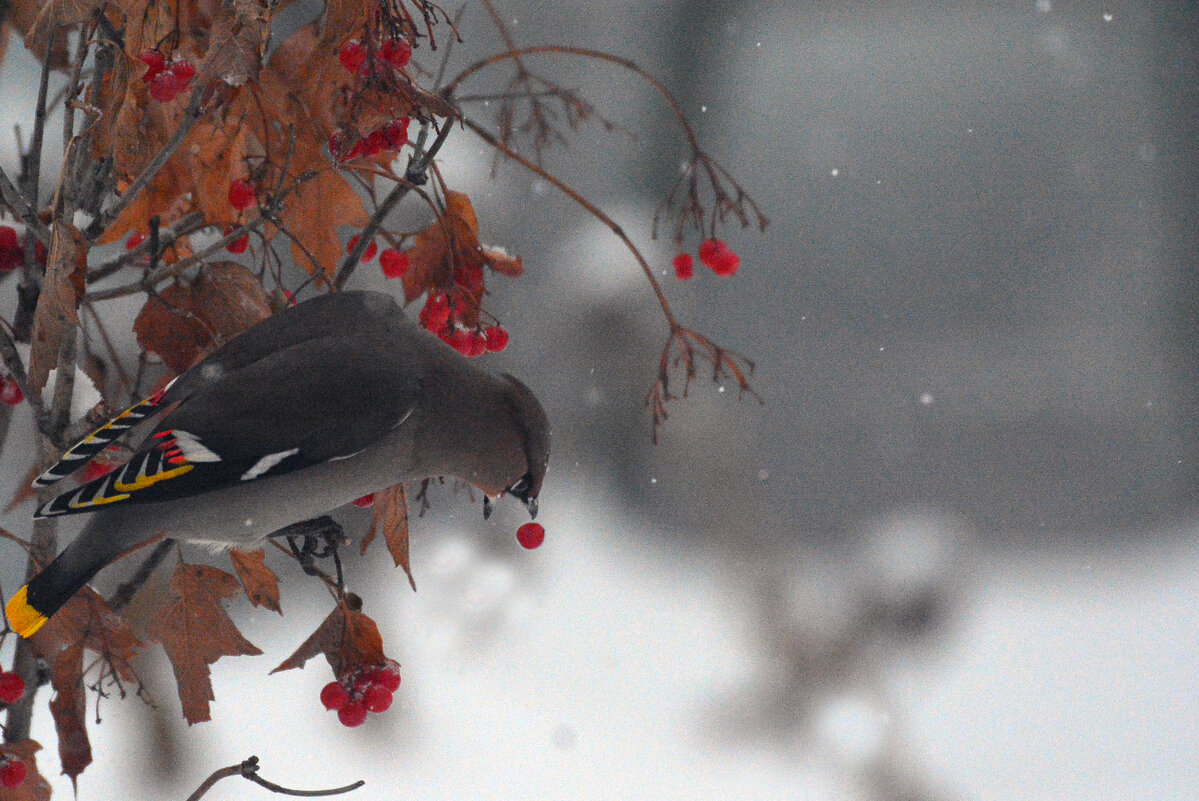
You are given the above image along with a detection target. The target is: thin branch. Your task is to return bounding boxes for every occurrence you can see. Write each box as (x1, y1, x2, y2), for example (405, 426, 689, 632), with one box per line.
(185, 756, 364, 801)
(458, 114, 679, 329)
(444, 45, 701, 153)
(0, 169, 52, 243)
(93, 85, 206, 235)
(332, 120, 453, 290)
(107, 538, 174, 612)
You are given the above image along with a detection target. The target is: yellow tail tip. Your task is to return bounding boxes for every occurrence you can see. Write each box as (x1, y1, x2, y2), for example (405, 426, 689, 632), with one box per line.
(5, 586, 48, 638)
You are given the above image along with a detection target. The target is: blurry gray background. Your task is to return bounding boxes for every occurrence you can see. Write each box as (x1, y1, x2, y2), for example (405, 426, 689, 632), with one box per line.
(3, 1, 1199, 799)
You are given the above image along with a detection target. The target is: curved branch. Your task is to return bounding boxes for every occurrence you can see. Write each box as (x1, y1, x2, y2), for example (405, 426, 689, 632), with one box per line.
(458, 115, 680, 330)
(185, 756, 364, 801)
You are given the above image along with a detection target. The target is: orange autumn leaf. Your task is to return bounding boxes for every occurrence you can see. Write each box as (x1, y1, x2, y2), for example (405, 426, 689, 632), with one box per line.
(31, 588, 143, 787)
(230, 548, 282, 614)
(400, 191, 523, 326)
(360, 483, 415, 590)
(133, 261, 272, 373)
(271, 597, 385, 677)
(148, 561, 263, 725)
(0, 740, 52, 801)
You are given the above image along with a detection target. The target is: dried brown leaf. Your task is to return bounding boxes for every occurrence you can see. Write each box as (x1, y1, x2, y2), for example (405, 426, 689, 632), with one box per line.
(0, 741, 52, 801)
(148, 561, 262, 725)
(30, 588, 143, 786)
(28, 223, 86, 394)
(134, 262, 272, 372)
(197, 0, 268, 87)
(271, 598, 385, 677)
(361, 484, 415, 590)
(230, 548, 282, 614)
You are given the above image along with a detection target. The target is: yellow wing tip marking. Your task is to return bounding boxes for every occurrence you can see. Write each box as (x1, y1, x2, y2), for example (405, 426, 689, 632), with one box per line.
(6, 586, 48, 638)
(113, 463, 193, 493)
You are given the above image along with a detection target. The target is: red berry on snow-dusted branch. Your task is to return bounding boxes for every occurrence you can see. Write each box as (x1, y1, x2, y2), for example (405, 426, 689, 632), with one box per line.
(319, 660, 402, 727)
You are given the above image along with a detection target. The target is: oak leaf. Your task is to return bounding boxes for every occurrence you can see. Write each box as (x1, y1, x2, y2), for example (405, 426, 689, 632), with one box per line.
(148, 561, 263, 725)
(271, 597, 385, 677)
(229, 548, 282, 614)
(360, 484, 416, 590)
(0, 740, 52, 801)
(133, 261, 272, 373)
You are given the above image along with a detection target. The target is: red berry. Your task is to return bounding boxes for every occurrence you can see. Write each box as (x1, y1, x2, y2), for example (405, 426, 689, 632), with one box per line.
(320, 681, 350, 711)
(0, 672, 25, 704)
(228, 179, 256, 211)
(139, 49, 167, 79)
(363, 685, 393, 713)
(351, 494, 374, 508)
(170, 59, 196, 81)
(0, 226, 18, 253)
(126, 232, 147, 250)
(148, 71, 182, 102)
(377, 667, 401, 692)
(337, 700, 367, 727)
(483, 326, 509, 352)
(0, 378, 23, 407)
(672, 252, 694, 280)
(381, 38, 412, 69)
(697, 238, 740, 276)
(380, 248, 408, 279)
(516, 522, 545, 550)
(0, 760, 26, 788)
(338, 41, 366, 73)
(226, 233, 250, 254)
(346, 235, 377, 261)
(448, 328, 473, 356)
(381, 117, 410, 149)
(421, 294, 451, 332)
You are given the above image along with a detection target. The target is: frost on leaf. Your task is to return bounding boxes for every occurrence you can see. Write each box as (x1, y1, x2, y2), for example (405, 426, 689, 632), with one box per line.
(147, 562, 262, 725)
(30, 588, 143, 787)
(360, 483, 415, 590)
(272, 597, 386, 678)
(230, 548, 282, 614)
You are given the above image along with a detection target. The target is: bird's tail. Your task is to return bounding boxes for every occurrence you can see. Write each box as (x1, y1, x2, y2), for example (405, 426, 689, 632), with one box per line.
(5, 523, 125, 637)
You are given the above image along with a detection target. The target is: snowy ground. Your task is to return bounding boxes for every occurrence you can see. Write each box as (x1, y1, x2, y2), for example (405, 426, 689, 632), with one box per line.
(17, 490, 1196, 801)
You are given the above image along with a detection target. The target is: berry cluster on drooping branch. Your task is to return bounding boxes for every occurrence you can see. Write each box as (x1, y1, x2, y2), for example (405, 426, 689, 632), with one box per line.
(0, 0, 767, 790)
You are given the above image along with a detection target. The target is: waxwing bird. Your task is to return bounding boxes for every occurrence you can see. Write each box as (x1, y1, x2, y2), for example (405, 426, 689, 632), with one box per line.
(6, 290, 550, 637)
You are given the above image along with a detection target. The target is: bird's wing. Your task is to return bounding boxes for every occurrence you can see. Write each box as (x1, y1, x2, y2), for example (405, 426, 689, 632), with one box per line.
(32, 291, 407, 488)
(35, 334, 421, 518)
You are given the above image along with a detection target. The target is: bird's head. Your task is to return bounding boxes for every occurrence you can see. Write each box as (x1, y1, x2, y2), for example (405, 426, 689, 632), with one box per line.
(482, 374, 550, 520)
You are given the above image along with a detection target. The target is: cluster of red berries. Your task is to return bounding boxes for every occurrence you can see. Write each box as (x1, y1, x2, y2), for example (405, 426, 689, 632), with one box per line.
(337, 37, 412, 76)
(672, 238, 740, 280)
(1, 224, 46, 273)
(0, 376, 22, 407)
(320, 660, 401, 727)
(0, 757, 26, 789)
(516, 522, 545, 550)
(418, 294, 509, 358)
(330, 117, 410, 162)
(139, 49, 195, 103)
(0, 671, 26, 705)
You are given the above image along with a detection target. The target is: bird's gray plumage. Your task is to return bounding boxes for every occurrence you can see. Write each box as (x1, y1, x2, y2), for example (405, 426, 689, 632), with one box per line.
(9, 290, 550, 636)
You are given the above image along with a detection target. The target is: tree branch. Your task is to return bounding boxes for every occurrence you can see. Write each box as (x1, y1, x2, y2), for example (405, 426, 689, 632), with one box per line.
(184, 756, 364, 801)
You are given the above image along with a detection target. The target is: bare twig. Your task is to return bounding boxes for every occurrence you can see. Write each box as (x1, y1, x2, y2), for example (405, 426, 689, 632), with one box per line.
(185, 756, 364, 801)
(107, 538, 174, 612)
(0, 169, 51, 243)
(332, 120, 454, 290)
